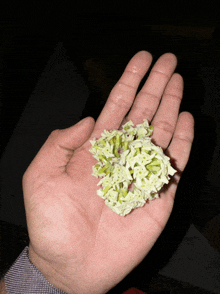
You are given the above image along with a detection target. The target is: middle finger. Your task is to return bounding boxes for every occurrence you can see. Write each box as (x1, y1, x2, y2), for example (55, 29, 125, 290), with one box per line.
(91, 51, 153, 139)
(125, 53, 177, 126)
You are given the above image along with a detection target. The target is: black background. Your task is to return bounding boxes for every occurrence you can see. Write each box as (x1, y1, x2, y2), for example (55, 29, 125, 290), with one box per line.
(1, 1, 220, 293)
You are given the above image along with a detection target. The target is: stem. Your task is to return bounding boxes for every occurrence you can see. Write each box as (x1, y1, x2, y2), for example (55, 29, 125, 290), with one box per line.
(147, 165, 160, 172)
(124, 140, 129, 151)
(103, 185, 111, 194)
(100, 138, 106, 146)
(99, 155, 107, 163)
(106, 169, 111, 176)
(150, 159, 161, 166)
(99, 163, 110, 173)
(121, 189, 128, 196)
(136, 147, 141, 154)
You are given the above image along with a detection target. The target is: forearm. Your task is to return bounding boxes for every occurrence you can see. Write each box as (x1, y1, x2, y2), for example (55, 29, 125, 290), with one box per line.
(0, 279, 8, 294)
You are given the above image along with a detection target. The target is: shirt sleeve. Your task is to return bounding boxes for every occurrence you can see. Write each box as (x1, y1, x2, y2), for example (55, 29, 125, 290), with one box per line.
(4, 246, 67, 294)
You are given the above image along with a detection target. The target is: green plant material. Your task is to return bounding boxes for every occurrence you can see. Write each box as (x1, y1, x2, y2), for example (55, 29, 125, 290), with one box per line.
(90, 119, 176, 216)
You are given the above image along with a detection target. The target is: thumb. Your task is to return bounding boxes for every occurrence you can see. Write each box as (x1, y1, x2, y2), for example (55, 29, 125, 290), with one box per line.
(56, 116, 96, 150)
(25, 117, 95, 177)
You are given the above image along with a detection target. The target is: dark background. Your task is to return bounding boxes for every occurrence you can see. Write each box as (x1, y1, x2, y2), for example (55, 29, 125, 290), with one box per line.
(1, 1, 220, 293)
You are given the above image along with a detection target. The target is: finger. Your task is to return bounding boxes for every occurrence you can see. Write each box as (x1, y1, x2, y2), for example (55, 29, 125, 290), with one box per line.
(91, 51, 153, 139)
(25, 117, 95, 177)
(125, 53, 177, 126)
(151, 73, 183, 149)
(166, 111, 194, 178)
(161, 112, 194, 201)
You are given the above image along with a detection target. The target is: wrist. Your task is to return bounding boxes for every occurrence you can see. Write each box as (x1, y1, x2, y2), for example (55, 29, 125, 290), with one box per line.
(28, 245, 71, 294)
(4, 246, 68, 294)
(28, 245, 111, 294)
(0, 279, 8, 294)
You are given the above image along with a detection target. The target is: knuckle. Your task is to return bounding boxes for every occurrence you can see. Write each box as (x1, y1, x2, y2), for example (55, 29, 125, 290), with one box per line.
(118, 82, 136, 94)
(163, 93, 182, 102)
(126, 69, 142, 78)
(117, 81, 136, 92)
(109, 93, 131, 109)
(48, 129, 62, 142)
(154, 120, 174, 135)
(139, 91, 160, 101)
(50, 129, 60, 137)
(134, 104, 154, 119)
(141, 108, 154, 119)
(175, 134, 193, 144)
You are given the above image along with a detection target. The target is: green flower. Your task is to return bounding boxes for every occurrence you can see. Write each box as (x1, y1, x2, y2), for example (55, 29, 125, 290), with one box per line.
(89, 119, 176, 216)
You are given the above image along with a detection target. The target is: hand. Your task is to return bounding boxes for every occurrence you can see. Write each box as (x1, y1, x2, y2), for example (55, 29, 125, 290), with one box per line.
(23, 51, 194, 294)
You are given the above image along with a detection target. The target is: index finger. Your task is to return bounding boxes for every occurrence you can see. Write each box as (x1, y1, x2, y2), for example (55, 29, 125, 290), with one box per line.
(91, 51, 153, 139)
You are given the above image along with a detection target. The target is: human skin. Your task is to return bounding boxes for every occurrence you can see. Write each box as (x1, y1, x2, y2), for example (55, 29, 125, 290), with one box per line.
(0, 279, 7, 293)
(18, 51, 194, 294)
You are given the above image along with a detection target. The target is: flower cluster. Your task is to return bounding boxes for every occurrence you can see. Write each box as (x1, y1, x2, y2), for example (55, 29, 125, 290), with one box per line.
(89, 119, 176, 216)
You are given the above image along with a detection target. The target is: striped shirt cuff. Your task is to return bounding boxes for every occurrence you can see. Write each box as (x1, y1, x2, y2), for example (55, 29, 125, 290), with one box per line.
(4, 246, 67, 294)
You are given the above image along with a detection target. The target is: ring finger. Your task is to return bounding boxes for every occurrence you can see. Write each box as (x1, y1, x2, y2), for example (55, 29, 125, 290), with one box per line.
(123, 53, 178, 127)
(151, 73, 184, 149)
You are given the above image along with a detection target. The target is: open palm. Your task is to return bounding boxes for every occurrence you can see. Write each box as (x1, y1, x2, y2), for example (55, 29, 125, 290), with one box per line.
(23, 51, 194, 294)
